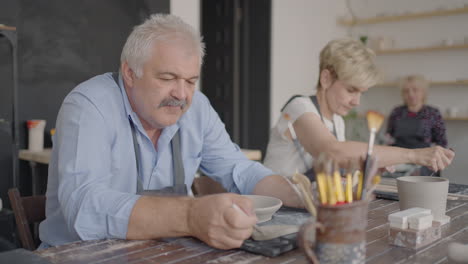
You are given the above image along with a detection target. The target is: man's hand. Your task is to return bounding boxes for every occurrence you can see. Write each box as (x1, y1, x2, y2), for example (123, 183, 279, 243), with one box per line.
(187, 193, 257, 249)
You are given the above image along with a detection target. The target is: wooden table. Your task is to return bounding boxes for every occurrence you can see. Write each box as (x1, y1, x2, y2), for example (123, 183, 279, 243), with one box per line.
(34, 198, 468, 263)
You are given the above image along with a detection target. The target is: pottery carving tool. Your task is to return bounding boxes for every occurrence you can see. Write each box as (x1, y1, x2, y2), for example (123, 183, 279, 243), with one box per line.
(361, 110, 384, 200)
(292, 172, 317, 216)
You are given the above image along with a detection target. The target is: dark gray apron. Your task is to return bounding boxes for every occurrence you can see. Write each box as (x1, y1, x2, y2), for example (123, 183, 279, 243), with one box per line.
(393, 116, 429, 149)
(281, 95, 336, 181)
(112, 72, 188, 195)
(392, 114, 435, 176)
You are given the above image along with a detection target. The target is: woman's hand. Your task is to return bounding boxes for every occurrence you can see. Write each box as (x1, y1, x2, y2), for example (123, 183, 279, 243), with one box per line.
(411, 146, 455, 171)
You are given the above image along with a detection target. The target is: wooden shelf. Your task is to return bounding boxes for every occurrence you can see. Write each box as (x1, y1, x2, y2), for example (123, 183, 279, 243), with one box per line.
(444, 116, 468, 121)
(375, 44, 468, 55)
(354, 114, 468, 121)
(376, 80, 468, 88)
(338, 6, 468, 26)
(0, 24, 16, 31)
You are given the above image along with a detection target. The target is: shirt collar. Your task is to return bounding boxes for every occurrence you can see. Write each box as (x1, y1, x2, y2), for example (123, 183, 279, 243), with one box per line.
(115, 72, 136, 121)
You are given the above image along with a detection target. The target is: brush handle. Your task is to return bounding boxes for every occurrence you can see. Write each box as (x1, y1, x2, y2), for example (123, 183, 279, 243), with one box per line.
(361, 154, 371, 200)
(367, 129, 376, 156)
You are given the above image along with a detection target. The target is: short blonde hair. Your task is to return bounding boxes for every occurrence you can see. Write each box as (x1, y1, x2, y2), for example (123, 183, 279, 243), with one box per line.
(399, 75, 429, 104)
(317, 38, 381, 90)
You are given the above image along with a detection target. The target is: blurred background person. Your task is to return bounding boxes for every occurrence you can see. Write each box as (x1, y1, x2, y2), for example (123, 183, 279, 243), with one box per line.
(386, 75, 448, 176)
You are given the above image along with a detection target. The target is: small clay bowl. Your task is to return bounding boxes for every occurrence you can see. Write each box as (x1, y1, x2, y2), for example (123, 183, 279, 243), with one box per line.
(243, 195, 283, 223)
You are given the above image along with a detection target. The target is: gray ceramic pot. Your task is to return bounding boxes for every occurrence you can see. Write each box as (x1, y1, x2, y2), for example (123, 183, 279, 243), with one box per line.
(397, 176, 449, 222)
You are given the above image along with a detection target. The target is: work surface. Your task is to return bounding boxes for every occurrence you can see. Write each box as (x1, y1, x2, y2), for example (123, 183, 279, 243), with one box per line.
(35, 198, 468, 264)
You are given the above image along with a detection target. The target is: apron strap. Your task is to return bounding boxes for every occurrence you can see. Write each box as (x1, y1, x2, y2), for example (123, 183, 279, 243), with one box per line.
(111, 72, 187, 195)
(309, 96, 337, 138)
(281, 94, 337, 138)
(171, 130, 185, 187)
(280, 94, 303, 112)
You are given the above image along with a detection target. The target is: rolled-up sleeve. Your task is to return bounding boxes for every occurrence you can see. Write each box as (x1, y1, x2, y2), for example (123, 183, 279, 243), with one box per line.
(56, 93, 140, 240)
(196, 95, 273, 194)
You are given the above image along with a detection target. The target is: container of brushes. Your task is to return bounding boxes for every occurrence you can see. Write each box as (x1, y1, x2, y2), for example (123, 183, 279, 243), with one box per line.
(299, 200, 369, 264)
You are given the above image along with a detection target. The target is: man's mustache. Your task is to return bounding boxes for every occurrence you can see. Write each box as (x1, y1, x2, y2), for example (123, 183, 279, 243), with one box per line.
(159, 98, 187, 109)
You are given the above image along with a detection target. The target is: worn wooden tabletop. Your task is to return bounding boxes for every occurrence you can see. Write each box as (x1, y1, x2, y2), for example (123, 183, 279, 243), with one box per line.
(34, 198, 468, 264)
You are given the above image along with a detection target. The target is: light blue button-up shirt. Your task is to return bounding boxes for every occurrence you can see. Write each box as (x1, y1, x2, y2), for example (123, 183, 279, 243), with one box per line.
(39, 73, 273, 246)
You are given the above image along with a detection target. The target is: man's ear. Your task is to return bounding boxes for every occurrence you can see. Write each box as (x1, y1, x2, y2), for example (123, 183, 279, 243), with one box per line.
(121, 62, 135, 88)
(319, 69, 333, 90)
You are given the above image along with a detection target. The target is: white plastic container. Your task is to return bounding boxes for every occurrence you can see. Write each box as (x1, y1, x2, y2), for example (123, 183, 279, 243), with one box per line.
(27, 119, 46, 152)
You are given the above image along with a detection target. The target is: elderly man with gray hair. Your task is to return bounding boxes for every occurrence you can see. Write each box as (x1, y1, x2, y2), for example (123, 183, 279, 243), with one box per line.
(39, 14, 300, 250)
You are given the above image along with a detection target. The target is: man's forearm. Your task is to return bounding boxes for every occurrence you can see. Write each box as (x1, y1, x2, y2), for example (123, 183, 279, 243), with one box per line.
(127, 196, 193, 240)
(252, 175, 302, 208)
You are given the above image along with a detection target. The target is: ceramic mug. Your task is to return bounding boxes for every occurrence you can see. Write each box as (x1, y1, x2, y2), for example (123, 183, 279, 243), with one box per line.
(298, 200, 369, 264)
(397, 176, 449, 222)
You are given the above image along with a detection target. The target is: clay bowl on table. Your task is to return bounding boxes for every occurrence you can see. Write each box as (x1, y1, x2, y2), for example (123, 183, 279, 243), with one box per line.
(243, 195, 283, 223)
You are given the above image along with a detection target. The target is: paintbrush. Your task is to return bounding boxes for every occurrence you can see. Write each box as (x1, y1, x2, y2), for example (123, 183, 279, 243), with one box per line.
(344, 163, 353, 203)
(364, 156, 379, 190)
(324, 159, 337, 205)
(366, 174, 381, 200)
(332, 161, 345, 204)
(314, 154, 328, 205)
(361, 111, 384, 200)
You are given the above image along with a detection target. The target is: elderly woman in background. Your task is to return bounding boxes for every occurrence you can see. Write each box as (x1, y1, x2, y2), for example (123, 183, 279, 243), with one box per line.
(263, 39, 454, 179)
(386, 75, 448, 176)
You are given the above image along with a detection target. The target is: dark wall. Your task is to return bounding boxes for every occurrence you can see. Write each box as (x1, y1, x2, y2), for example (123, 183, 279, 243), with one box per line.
(0, 0, 169, 205)
(0, 0, 20, 208)
(201, 0, 271, 155)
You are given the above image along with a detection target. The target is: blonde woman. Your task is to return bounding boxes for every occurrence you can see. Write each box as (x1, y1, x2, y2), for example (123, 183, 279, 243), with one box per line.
(386, 75, 448, 176)
(263, 38, 454, 179)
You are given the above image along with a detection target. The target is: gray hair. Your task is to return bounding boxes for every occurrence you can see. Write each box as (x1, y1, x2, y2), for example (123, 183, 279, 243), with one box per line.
(399, 74, 429, 104)
(120, 14, 205, 77)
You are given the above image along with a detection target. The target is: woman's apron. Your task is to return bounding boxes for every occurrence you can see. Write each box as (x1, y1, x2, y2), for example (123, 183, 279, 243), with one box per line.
(392, 113, 436, 176)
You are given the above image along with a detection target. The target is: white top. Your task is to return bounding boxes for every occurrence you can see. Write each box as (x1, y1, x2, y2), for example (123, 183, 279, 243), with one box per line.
(263, 96, 345, 177)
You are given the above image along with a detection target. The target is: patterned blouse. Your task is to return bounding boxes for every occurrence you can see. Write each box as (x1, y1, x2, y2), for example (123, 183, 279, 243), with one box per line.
(387, 105, 448, 148)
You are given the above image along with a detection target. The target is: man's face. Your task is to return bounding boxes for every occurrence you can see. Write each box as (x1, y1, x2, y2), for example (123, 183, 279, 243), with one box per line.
(402, 81, 425, 108)
(326, 79, 368, 116)
(124, 38, 200, 130)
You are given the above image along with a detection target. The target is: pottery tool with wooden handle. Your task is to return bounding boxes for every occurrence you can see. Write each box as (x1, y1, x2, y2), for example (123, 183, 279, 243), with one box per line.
(291, 172, 317, 216)
(361, 110, 384, 200)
